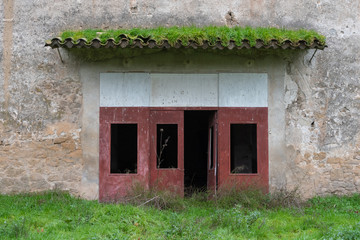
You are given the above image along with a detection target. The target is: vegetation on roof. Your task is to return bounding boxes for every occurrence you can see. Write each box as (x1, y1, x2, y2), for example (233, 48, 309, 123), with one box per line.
(57, 26, 326, 47)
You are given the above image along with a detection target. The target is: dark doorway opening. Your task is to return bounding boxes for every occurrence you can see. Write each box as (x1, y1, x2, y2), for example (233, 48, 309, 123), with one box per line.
(184, 111, 215, 194)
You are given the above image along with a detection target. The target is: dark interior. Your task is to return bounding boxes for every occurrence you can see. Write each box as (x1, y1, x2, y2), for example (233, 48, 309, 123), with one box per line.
(157, 124, 178, 168)
(184, 111, 215, 193)
(230, 124, 257, 174)
(111, 124, 138, 174)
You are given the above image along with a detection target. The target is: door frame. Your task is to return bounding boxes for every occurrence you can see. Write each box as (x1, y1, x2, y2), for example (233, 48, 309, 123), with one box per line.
(207, 111, 218, 195)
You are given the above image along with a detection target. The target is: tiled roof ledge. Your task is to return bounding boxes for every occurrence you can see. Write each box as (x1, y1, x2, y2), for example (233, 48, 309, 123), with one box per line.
(45, 26, 327, 50)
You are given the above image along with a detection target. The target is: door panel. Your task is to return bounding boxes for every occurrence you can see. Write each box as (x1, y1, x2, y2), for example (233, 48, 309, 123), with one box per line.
(207, 111, 218, 195)
(99, 107, 150, 202)
(217, 108, 268, 192)
(150, 110, 184, 196)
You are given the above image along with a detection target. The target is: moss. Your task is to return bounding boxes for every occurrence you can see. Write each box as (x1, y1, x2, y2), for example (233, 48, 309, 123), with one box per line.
(55, 26, 326, 47)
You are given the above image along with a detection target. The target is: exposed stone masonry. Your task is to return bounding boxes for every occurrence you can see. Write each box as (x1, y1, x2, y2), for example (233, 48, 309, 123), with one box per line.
(0, 122, 82, 195)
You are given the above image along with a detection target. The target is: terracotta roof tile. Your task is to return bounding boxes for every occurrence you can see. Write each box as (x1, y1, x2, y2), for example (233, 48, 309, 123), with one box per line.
(45, 37, 326, 50)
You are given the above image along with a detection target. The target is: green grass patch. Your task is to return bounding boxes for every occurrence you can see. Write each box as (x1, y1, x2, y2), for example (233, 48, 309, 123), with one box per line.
(54, 26, 326, 47)
(0, 191, 358, 239)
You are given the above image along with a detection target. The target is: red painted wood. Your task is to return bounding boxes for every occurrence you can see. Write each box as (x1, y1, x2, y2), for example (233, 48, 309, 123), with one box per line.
(99, 107, 268, 201)
(217, 108, 269, 192)
(149, 110, 184, 196)
(207, 111, 218, 195)
(99, 107, 150, 201)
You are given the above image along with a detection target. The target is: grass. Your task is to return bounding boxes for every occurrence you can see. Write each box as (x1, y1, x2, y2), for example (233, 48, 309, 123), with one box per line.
(54, 26, 326, 47)
(0, 190, 359, 239)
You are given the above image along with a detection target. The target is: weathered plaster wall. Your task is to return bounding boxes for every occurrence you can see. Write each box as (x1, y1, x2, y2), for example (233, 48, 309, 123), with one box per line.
(0, 0, 359, 199)
(0, 0, 83, 195)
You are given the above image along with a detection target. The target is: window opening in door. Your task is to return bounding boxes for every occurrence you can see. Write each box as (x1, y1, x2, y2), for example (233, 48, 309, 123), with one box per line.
(157, 124, 178, 168)
(230, 124, 257, 174)
(111, 124, 137, 174)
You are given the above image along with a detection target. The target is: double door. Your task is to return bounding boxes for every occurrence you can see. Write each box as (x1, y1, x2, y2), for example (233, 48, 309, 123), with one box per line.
(149, 110, 218, 196)
(99, 107, 268, 201)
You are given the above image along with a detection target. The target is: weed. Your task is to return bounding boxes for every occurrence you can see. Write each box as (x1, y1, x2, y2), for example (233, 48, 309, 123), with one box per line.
(210, 204, 262, 235)
(157, 128, 170, 168)
(164, 212, 214, 239)
(185, 187, 209, 202)
(213, 186, 269, 209)
(321, 223, 360, 240)
(125, 183, 305, 211)
(121, 183, 186, 211)
(300, 215, 329, 233)
(267, 187, 304, 209)
(1, 191, 359, 239)
(0, 217, 28, 239)
(309, 193, 360, 213)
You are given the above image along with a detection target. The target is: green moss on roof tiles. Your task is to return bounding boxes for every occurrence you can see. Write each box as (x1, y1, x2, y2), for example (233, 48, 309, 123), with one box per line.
(55, 26, 326, 47)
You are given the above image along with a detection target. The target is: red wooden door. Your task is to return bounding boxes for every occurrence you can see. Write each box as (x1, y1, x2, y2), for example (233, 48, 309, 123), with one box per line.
(207, 111, 218, 195)
(217, 108, 268, 192)
(150, 110, 184, 196)
(99, 107, 150, 202)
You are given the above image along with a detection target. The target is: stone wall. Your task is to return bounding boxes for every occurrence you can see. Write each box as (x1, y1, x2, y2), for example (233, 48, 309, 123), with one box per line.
(0, 0, 359, 199)
(284, 44, 360, 198)
(0, 122, 82, 194)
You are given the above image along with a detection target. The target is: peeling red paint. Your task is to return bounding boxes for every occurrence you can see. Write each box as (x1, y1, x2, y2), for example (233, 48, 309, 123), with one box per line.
(218, 108, 269, 192)
(149, 110, 184, 196)
(99, 107, 268, 201)
(99, 107, 150, 201)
